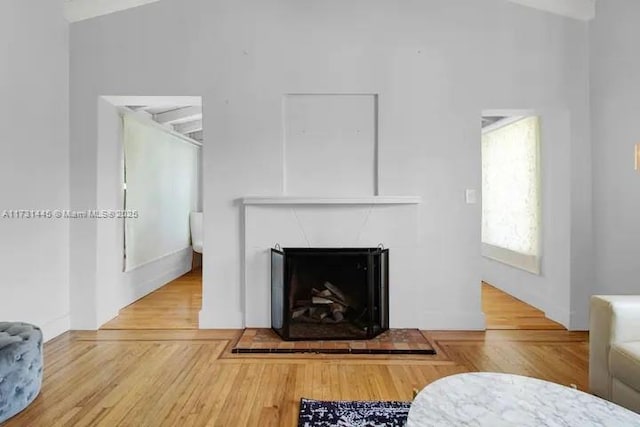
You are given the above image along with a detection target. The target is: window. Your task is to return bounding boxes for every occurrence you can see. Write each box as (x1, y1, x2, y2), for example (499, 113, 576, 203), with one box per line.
(481, 115, 541, 274)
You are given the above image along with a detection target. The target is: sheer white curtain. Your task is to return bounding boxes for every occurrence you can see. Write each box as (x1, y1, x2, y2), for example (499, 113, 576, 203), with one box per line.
(481, 116, 541, 274)
(123, 114, 201, 271)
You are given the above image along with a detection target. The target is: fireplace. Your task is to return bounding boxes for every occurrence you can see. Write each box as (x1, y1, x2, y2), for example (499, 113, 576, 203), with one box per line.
(271, 247, 389, 341)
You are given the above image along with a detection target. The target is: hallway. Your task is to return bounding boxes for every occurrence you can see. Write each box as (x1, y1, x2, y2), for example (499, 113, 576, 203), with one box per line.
(101, 269, 202, 330)
(482, 282, 565, 330)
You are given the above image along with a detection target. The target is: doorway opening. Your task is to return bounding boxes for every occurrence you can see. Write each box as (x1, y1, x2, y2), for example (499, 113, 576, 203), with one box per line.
(96, 96, 203, 330)
(480, 111, 563, 330)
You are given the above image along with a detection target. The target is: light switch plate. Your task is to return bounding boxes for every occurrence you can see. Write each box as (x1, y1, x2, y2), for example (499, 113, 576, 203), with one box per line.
(465, 189, 477, 204)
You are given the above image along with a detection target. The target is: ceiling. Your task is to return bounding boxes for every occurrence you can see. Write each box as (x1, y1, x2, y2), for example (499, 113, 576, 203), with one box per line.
(64, 0, 596, 23)
(129, 105, 203, 143)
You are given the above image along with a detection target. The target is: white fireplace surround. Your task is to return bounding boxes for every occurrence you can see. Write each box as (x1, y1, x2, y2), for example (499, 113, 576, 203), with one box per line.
(242, 196, 423, 328)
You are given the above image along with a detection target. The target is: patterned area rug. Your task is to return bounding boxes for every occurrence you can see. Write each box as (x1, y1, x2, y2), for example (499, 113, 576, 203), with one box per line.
(298, 398, 411, 427)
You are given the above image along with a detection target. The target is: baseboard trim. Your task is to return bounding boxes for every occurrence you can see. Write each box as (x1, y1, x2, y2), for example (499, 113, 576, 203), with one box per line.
(544, 303, 571, 329)
(97, 250, 193, 328)
(568, 310, 588, 331)
(130, 262, 192, 302)
(41, 314, 71, 342)
(422, 310, 486, 330)
(199, 309, 244, 329)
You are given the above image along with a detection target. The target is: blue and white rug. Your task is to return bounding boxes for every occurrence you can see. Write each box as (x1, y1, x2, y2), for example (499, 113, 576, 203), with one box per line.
(298, 398, 411, 427)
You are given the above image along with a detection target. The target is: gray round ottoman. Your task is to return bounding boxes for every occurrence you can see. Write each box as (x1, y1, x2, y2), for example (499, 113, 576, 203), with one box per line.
(0, 322, 43, 423)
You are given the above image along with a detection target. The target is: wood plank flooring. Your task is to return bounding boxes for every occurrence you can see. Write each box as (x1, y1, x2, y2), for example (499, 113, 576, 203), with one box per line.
(100, 269, 202, 330)
(5, 273, 589, 426)
(482, 282, 565, 330)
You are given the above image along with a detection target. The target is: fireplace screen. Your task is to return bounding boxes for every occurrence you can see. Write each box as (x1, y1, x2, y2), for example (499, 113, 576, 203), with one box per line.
(271, 247, 389, 341)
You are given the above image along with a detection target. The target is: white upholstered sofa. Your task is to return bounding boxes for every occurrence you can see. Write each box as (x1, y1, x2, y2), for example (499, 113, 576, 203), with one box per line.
(590, 295, 640, 413)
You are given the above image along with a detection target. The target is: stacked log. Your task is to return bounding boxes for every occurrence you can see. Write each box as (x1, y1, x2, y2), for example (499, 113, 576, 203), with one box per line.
(291, 281, 350, 323)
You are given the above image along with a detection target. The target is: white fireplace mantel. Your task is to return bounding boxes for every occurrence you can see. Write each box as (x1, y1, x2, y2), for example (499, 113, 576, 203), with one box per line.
(241, 196, 422, 205)
(242, 195, 422, 328)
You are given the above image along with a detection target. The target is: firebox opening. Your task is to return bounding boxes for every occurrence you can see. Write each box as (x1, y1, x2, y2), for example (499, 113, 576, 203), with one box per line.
(271, 247, 389, 341)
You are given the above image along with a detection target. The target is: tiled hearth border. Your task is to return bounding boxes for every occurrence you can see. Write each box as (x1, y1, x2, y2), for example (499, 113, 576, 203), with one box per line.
(231, 328, 436, 355)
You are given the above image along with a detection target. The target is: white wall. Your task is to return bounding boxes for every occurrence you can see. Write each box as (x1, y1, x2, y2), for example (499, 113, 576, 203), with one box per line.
(0, 0, 70, 340)
(93, 99, 194, 327)
(590, 0, 640, 297)
(69, 0, 592, 330)
(568, 24, 593, 330)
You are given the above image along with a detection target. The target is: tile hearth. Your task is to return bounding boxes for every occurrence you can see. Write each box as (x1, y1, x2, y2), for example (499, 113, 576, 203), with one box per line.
(232, 328, 436, 355)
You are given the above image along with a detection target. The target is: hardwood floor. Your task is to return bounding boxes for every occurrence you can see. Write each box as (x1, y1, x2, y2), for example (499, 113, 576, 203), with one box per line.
(5, 274, 589, 426)
(482, 282, 565, 330)
(100, 269, 202, 330)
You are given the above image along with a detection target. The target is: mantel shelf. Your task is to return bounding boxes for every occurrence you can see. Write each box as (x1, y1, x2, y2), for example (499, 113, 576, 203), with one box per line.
(241, 196, 422, 205)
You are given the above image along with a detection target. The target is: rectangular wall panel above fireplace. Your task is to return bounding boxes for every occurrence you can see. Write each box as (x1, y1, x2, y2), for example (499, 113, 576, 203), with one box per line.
(271, 247, 389, 341)
(283, 94, 378, 196)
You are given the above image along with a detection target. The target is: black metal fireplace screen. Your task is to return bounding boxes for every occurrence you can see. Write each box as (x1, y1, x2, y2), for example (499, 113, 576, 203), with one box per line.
(271, 247, 389, 341)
